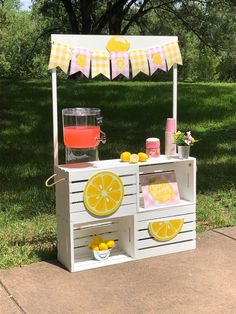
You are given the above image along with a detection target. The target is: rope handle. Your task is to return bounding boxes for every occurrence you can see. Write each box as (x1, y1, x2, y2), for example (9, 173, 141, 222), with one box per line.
(45, 174, 66, 187)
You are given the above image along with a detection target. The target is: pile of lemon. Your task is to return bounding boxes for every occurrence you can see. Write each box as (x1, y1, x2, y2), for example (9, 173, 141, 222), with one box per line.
(88, 236, 115, 251)
(120, 151, 148, 163)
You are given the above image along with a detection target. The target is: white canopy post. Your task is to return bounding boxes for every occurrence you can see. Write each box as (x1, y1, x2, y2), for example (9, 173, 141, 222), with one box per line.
(173, 63, 178, 131)
(52, 68, 59, 166)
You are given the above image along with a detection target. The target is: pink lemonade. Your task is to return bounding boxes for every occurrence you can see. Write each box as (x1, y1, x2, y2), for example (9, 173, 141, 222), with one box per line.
(63, 126, 100, 148)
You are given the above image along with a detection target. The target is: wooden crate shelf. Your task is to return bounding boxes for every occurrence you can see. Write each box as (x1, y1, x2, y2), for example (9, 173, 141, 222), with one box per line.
(55, 156, 196, 272)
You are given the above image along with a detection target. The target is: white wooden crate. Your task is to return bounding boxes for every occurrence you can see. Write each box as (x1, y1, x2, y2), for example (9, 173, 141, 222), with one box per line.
(55, 157, 196, 272)
(135, 206, 196, 260)
(55, 163, 138, 223)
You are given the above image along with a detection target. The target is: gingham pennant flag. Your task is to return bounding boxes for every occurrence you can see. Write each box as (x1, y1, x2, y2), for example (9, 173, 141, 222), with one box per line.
(110, 52, 129, 79)
(91, 50, 110, 79)
(129, 49, 149, 78)
(146, 46, 167, 75)
(162, 41, 182, 70)
(48, 42, 71, 73)
(70, 48, 91, 77)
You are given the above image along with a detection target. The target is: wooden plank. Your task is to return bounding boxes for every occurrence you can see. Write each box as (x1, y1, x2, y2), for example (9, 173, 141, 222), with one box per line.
(137, 221, 196, 239)
(74, 231, 119, 247)
(74, 244, 119, 259)
(136, 230, 196, 249)
(70, 193, 137, 207)
(139, 198, 195, 212)
(70, 203, 136, 223)
(68, 165, 138, 182)
(69, 174, 137, 193)
(73, 250, 133, 272)
(70, 184, 137, 202)
(136, 206, 196, 223)
(136, 212, 195, 230)
(74, 221, 118, 238)
(135, 240, 196, 260)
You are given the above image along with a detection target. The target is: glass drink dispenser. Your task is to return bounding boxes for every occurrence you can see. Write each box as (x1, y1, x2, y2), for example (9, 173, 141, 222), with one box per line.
(62, 108, 106, 163)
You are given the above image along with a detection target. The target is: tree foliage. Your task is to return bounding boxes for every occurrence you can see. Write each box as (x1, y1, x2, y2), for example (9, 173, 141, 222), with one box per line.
(0, 0, 235, 80)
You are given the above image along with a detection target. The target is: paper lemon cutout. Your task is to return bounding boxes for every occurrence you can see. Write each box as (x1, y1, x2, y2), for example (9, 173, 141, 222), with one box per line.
(115, 58, 126, 70)
(148, 177, 174, 203)
(152, 53, 162, 65)
(83, 171, 124, 217)
(148, 219, 184, 242)
(76, 54, 87, 68)
(106, 36, 130, 52)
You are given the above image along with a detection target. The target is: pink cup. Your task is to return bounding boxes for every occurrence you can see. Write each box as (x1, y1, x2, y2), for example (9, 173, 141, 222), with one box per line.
(165, 118, 176, 132)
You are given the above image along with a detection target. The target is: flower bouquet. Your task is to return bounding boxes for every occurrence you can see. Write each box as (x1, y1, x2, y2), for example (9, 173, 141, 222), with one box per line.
(174, 131, 198, 159)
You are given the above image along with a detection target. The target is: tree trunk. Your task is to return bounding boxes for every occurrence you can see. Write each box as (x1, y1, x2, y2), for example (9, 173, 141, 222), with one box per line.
(80, 0, 93, 34)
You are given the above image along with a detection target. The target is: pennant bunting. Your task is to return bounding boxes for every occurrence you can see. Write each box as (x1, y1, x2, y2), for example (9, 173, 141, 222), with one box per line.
(110, 52, 129, 79)
(146, 46, 166, 75)
(48, 42, 71, 73)
(162, 41, 182, 70)
(129, 49, 149, 78)
(70, 48, 91, 77)
(91, 50, 110, 79)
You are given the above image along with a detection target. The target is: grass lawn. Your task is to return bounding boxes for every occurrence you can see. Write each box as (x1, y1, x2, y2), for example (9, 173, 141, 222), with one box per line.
(0, 79, 236, 268)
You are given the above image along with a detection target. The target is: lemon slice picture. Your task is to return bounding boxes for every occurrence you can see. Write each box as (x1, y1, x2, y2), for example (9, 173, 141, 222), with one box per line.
(83, 171, 124, 217)
(148, 218, 184, 242)
(148, 177, 174, 203)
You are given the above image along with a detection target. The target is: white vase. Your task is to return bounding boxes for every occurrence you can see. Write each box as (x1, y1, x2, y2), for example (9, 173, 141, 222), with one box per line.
(178, 145, 190, 159)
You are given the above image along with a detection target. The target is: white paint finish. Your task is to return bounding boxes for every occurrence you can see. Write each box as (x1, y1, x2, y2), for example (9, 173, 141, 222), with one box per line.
(135, 240, 196, 260)
(70, 184, 137, 203)
(139, 198, 195, 212)
(52, 69, 59, 166)
(57, 157, 196, 174)
(73, 251, 133, 272)
(137, 221, 196, 239)
(70, 203, 136, 223)
(51, 34, 178, 50)
(70, 194, 136, 212)
(137, 230, 196, 249)
(136, 206, 196, 223)
(74, 231, 119, 248)
(136, 213, 195, 230)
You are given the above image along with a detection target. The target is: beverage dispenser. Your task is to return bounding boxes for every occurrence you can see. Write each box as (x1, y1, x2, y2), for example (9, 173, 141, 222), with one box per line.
(62, 108, 106, 163)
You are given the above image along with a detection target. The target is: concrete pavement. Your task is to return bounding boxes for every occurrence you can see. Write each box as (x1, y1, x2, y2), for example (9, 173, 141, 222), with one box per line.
(0, 227, 236, 314)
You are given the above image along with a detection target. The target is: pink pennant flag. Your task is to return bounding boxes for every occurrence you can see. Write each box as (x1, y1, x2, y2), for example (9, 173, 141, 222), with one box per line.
(110, 52, 129, 79)
(70, 47, 91, 77)
(146, 46, 166, 75)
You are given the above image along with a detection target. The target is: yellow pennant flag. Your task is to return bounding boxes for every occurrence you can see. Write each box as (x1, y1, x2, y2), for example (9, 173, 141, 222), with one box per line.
(129, 49, 149, 78)
(48, 42, 72, 73)
(162, 41, 183, 70)
(91, 50, 110, 79)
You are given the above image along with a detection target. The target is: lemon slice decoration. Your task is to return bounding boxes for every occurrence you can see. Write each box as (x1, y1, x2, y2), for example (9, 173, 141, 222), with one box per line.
(148, 177, 174, 203)
(83, 171, 124, 217)
(152, 53, 162, 65)
(106, 36, 130, 52)
(76, 54, 87, 68)
(148, 218, 184, 242)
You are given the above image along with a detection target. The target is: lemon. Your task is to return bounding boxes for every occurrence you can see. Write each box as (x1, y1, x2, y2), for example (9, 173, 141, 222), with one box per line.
(99, 242, 109, 251)
(93, 236, 103, 245)
(106, 240, 115, 248)
(83, 171, 124, 217)
(138, 152, 148, 162)
(130, 154, 139, 163)
(148, 177, 174, 203)
(148, 219, 184, 242)
(106, 36, 130, 53)
(120, 151, 131, 162)
(91, 243, 99, 250)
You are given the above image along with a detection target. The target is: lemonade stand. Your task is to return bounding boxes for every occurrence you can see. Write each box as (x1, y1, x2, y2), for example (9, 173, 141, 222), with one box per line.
(46, 35, 196, 272)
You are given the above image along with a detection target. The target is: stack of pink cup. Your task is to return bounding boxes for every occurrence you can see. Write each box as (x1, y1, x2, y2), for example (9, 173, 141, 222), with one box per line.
(165, 118, 176, 157)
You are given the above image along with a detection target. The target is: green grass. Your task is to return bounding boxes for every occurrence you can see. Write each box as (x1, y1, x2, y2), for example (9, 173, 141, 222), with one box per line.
(0, 79, 235, 268)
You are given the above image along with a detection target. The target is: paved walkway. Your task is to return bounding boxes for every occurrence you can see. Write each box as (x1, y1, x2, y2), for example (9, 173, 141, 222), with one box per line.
(0, 227, 236, 314)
